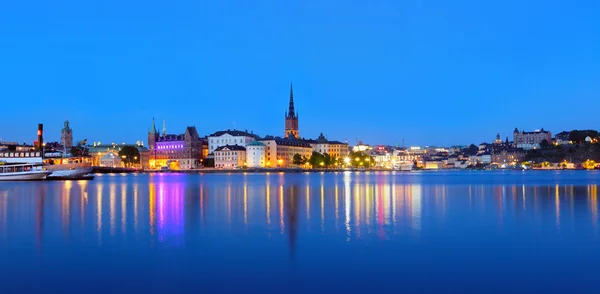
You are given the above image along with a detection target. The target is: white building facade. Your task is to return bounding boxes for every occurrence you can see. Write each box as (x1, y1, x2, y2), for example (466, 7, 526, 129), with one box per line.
(214, 145, 246, 169)
(245, 141, 266, 168)
(208, 130, 257, 154)
(100, 150, 122, 167)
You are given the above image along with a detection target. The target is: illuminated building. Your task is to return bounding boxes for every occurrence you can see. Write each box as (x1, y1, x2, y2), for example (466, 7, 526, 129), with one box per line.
(146, 118, 204, 170)
(352, 141, 372, 152)
(259, 136, 312, 168)
(214, 145, 246, 169)
(491, 147, 526, 165)
(245, 141, 266, 168)
(208, 129, 258, 154)
(284, 83, 299, 138)
(307, 133, 349, 160)
(513, 128, 552, 150)
(89, 142, 147, 168)
(99, 150, 121, 167)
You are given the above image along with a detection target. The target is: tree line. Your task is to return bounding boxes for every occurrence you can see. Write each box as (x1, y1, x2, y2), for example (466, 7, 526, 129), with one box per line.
(292, 151, 374, 168)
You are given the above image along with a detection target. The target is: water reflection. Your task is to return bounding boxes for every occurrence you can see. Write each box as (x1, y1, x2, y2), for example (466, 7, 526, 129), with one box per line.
(0, 173, 599, 256)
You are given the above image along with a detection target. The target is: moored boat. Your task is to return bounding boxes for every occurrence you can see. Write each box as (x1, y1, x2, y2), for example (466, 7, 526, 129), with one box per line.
(0, 162, 52, 181)
(47, 166, 94, 179)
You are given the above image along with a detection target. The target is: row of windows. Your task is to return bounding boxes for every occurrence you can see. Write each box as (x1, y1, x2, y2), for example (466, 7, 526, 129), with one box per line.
(0, 152, 42, 157)
(215, 163, 240, 168)
(210, 138, 248, 145)
(215, 151, 244, 156)
(215, 157, 240, 161)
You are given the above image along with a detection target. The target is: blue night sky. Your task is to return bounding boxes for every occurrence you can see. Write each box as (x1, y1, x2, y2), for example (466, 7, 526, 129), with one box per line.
(0, 0, 598, 146)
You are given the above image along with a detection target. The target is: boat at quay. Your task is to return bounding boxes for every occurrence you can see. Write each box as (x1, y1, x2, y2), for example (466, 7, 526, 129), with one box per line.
(0, 161, 52, 181)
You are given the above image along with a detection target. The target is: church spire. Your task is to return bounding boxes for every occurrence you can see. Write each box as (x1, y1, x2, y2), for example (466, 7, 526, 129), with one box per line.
(162, 119, 166, 137)
(150, 117, 157, 134)
(288, 82, 295, 118)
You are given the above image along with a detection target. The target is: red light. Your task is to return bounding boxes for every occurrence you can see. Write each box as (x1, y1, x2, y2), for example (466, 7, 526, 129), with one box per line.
(37, 130, 42, 136)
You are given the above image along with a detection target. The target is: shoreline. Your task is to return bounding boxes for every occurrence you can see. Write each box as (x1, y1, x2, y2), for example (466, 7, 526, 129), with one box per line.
(92, 167, 598, 174)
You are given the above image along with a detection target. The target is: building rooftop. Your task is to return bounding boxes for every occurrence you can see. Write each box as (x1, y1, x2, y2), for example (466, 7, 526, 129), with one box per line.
(259, 136, 312, 148)
(209, 129, 258, 138)
(247, 141, 265, 146)
(215, 144, 246, 151)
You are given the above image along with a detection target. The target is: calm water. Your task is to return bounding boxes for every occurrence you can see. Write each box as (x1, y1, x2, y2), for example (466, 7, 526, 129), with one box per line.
(1, 171, 600, 293)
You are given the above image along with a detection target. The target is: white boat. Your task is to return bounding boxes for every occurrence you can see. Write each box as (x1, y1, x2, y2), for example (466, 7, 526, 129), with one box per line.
(393, 161, 413, 171)
(400, 163, 413, 171)
(47, 166, 93, 179)
(0, 162, 52, 181)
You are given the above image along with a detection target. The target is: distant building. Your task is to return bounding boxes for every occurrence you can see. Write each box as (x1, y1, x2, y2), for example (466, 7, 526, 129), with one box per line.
(494, 133, 502, 145)
(61, 120, 73, 148)
(491, 148, 526, 165)
(100, 150, 121, 167)
(284, 83, 299, 139)
(555, 131, 570, 145)
(245, 141, 266, 168)
(146, 118, 204, 170)
(424, 160, 443, 169)
(208, 129, 257, 154)
(513, 128, 552, 150)
(89, 142, 147, 168)
(307, 133, 349, 159)
(352, 141, 372, 153)
(477, 152, 492, 164)
(214, 145, 246, 169)
(259, 136, 312, 168)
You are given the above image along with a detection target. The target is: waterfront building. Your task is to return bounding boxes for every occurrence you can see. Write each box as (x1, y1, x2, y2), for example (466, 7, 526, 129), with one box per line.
(89, 142, 147, 168)
(214, 145, 246, 169)
(259, 136, 312, 168)
(99, 150, 121, 167)
(146, 118, 204, 170)
(513, 128, 552, 150)
(307, 133, 349, 160)
(424, 160, 443, 169)
(477, 152, 492, 164)
(245, 141, 266, 168)
(491, 148, 526, 166)
(208, 129, 258, 154)
(369, 145, 394, 168)
(393, 148, 423, 163)
(284, 83, 299, 138)
(61, 120, 73, 149)
(352, 141, 372, 153)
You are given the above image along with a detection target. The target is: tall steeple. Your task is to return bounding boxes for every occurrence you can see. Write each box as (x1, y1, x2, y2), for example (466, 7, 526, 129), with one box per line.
(162, 119, 166, 137)
(284, 82, 299, 138)
(150, 117, 157, 134)
(288, 82, 296, 118)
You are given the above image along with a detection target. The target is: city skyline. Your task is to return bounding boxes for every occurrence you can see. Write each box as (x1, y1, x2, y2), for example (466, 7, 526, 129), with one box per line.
(1, 1, 599, 145)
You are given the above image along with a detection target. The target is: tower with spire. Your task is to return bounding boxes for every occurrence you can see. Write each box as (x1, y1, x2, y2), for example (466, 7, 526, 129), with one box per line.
(148, 117, 158, 150)
(61, 120, 73, 148)
(285, 82, 299, 138)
